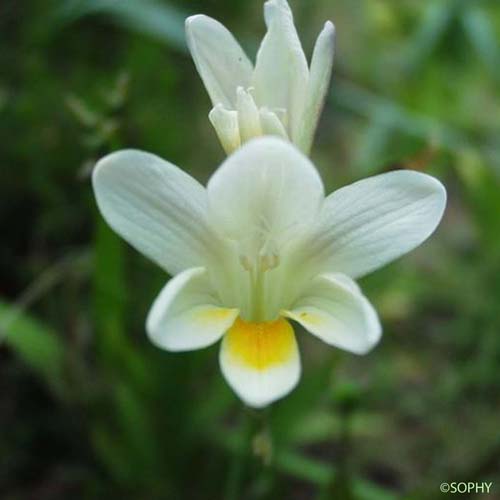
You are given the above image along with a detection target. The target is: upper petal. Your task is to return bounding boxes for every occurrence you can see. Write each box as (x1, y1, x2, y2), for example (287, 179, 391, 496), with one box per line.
(253, 0, 309, 141)
(284, 273, 381, 354)
(206, 137, 324, 256)
(295, 21, 335, 154)
(92, 149, 211, 276)
(307, 170, 447, 278)
(147, 267, 239, 351)
(186, 14, 253, 108)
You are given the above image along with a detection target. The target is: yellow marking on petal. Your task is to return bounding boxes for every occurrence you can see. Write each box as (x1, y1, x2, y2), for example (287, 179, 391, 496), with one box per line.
(224, 317, 295, 370)
(195, 307, 237, 324)
(282, 309, 324, 327)
(298, 311, 322, 325)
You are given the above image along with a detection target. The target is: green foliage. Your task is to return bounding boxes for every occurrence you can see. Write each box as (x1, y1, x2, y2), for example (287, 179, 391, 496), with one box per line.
(1, 0, 500, 498)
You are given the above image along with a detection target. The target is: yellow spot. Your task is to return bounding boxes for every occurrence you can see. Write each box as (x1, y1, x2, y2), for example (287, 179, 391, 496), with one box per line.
(225, 317, 295, 370)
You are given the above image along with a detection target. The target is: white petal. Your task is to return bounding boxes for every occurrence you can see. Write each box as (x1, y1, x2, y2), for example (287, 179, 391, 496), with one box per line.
(284, 273, 381, 354)
(92, 149, 212, 276)
(259, 107, 289, 139)
(209, 104, 241, 154)
(147, 267, 239, 351)
(253, 0, 309, 141)
(296, 21, 335, 154)
(219, 317, 300, 407)
(307, 170, 447, 278)
(206, 137, 324, 254)
(186, 14, 253, 108)
(236, 87, 262, 142)
(325, 272, 361, 295)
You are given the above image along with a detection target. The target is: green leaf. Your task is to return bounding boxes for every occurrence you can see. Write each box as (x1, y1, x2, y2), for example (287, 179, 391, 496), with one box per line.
(0, 300, 66, 394)
(93, 216, 126, 352)
(462, 6, 500, 80)
(332, 79, 471, 154)
(400, 2, 455, 74)
(54, 0, 188, 52)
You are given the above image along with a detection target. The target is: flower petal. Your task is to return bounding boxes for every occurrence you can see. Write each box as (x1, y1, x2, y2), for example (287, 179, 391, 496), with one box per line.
(92, 149, 210, 276)
(209, 104, 241, 155)
(147, 267, 239, 351)
(307, 170, 447, 278)
(207, 137, 324, 254)
(219, 317, 300, 407)
(259, 107, 289, 139)
(253, 0, 309, 141)
(236, 87, 262, 142)
(296, 21, 335, 154)
(186, 14, 253, 108)
(283, 273, 381, 354)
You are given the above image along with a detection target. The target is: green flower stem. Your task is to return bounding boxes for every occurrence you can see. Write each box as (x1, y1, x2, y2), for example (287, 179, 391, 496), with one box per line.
(224, 408, 256, 500)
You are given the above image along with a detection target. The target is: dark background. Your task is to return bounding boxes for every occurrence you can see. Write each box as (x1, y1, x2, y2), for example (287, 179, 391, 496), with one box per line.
(1, 0, 499, 498)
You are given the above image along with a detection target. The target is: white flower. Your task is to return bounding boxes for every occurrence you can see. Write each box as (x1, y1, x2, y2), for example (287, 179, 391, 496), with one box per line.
(92, 137, 446, 408)
(185, 0, 335, 155)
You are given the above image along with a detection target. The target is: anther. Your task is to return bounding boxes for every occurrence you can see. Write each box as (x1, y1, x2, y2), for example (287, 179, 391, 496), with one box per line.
(239, 255, 254, 271)
(260, 253, 280, 271)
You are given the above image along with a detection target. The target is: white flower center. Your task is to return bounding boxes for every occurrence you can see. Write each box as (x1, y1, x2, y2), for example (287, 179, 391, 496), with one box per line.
(217, 215, 304, 323)
(238, 215, 281, 272)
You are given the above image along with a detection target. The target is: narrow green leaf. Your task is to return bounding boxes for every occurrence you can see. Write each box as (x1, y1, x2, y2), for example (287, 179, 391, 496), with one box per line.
(0, 300, 65, 393)
(462, 7, 500, 80)
(332, 79, 475, 154)
(93, 216, 127, 367)
(55, 0, 188, 52)
(401, 2, 454, 74)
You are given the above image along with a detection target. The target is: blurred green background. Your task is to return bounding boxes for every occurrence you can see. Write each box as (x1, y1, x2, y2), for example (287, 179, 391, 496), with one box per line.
(1, 0, 500, 498)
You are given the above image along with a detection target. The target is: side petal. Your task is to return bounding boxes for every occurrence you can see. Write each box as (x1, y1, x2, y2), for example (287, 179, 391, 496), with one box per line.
(296, 21, 335, 154)
(219, 317, 300, 407)
(253, 0, 309, 141)
(92, 149, 211, 276)
(307, 170, 447, 279)
(147, 267, 239, 351)
(283, 273, 381, 355)
(206, 137, 324, 254)
(186, 14, 253, 108)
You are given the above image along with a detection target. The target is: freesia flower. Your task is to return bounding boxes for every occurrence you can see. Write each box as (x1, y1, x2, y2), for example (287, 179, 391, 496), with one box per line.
(93, 137, 446, 408)
(185, 0, 335, 155)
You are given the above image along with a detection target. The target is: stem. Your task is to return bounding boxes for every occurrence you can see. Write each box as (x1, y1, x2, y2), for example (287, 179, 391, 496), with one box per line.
(224, 407, 275, 500)
(252, 407, 274, 466)
(224, 409, 255, 500)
